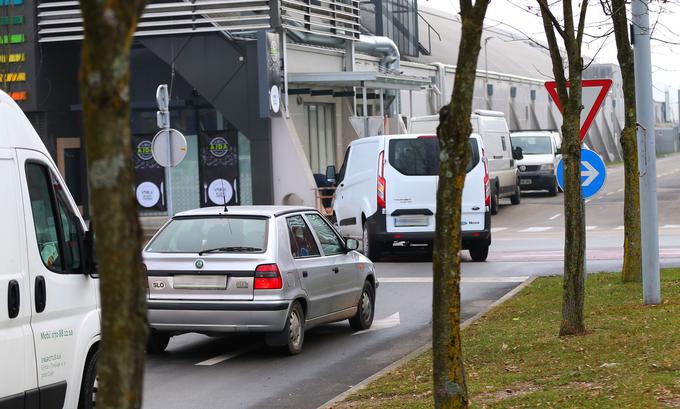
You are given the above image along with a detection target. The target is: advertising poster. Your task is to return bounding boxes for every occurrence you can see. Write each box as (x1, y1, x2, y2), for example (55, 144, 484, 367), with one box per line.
(133, 134, 167, 211)
(199, 130, 240, 207)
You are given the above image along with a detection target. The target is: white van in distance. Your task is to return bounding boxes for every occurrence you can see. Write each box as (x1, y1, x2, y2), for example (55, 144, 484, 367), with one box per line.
(328, 133, 491, 261)
(409, 110, 523, 214)
(0, 90, 100, 409)
(510, 131, 562, 196)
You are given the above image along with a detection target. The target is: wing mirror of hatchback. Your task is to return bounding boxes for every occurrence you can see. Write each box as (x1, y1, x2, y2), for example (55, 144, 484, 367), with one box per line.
(325, 165, 337, 185)
(512, 146, 524, 161)
(345, 238, 359, 251)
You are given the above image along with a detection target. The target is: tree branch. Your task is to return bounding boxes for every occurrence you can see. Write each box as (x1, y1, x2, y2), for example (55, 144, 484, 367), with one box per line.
(537, 0, 568, 39)
(576, 0, 591, 49)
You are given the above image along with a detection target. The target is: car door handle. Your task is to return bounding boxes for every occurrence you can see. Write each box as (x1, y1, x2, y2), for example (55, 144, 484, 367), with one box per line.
(302, 271, 308, 278)
(7, 280, 20, 319)
(35, 276, 46, 313)
(332, 267, 339, 274)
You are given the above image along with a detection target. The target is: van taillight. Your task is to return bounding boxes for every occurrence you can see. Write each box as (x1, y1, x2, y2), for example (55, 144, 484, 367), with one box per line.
(482, 148, 490, 207)
(254, 264, 283, 290)
(377, 150, 386, 208)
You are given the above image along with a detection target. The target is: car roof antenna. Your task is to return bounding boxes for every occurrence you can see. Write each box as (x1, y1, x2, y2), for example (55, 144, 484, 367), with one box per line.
(220, 178, 228, 212)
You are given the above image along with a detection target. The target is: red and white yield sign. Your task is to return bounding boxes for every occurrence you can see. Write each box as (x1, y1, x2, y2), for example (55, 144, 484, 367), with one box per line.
(544, 79, 612, 141)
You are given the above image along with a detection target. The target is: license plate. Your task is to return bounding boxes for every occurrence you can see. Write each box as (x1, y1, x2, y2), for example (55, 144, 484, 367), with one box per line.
(394, 215, 429, 227)
(173, 275, 227, 290)
(520, 179, 532, 185)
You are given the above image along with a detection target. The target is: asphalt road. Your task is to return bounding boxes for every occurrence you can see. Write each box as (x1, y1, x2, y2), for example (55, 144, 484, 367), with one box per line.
(143, 153, 680, 409)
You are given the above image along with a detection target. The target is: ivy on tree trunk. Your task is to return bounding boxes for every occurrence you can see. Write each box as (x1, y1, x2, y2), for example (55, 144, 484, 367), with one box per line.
(432, 0, 489, 407)
(537, 0, 589, 336)
(79, 1, 149, 408)
(608, 0, 642, 282)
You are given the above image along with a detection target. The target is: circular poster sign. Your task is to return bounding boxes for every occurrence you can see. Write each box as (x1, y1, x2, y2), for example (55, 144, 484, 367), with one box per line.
(136, 182, 160, 208)
(208, 179, 234, 205)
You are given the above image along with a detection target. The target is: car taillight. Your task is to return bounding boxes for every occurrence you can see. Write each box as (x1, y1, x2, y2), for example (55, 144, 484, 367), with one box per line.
(377, 150, 386, 209)
(254, 264, 283, 290)
(482, 148, 490, 207)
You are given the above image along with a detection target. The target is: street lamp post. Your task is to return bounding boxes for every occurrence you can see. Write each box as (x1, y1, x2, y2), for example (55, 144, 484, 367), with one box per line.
(484, 36, 494, 109)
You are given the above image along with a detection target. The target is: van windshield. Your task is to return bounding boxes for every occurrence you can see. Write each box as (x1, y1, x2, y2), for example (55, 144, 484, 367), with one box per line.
(146, 216, 268, 253)
(511, 136, 552, 155)
(388, 137, 479, 176)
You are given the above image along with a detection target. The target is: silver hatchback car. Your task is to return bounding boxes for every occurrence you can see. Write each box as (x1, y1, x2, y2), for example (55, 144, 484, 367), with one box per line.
(143, 206, 377, 355)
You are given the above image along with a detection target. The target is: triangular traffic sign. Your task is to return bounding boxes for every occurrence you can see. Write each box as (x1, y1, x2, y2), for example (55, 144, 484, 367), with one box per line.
(544, 79, 612, 141)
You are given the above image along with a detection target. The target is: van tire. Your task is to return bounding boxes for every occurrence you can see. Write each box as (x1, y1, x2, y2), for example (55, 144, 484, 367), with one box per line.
(266, 301, 305, 355)
(77, 349, 99, 409)
(470, 244, 489, 262)
(147, 330, 170, 354)
(349, 281, 375, 331)
(490, 187, 499, 215)
(510, 185, 521, 205)
(362, 223, 383, 261)
(548, 178, 558, 196)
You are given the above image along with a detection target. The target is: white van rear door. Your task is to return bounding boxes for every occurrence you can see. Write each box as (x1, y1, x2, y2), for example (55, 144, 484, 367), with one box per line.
(462, 137, 486, 231)
(17, 149, 98, 405)
(0, 149, 38, 405)
(383, 136, 438, 233)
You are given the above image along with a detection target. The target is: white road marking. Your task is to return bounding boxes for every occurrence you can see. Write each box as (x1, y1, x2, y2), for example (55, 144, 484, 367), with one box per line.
(615, 225, 625, 230)
(352, 312, 400, 335)
(195, 346, 256, 366)
(606, 192, 614, 196)
(491, 227, 508, 233)
(617, 188, 624, 193)
(380, 276, 529, 284)
(586, 226, 598, 231)
(585, 199, 592, 203)
(549, 213, 561, 220)
(662, 225, 680, 229)
(519, 227, 552, 233)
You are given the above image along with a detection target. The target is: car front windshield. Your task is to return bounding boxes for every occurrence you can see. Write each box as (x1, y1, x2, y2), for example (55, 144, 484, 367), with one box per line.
(511, 136, 553, 155)
(146, 216, 268, 253)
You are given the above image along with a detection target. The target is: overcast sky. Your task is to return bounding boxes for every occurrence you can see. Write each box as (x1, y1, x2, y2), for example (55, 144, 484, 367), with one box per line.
(421, 0, 680, 105)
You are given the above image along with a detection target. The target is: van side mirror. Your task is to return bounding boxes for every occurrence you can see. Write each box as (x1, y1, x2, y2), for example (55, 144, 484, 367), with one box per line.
(555, 148, 562, 155)
(512, 146, 524, 161)
(83, 228, 99, 278)
(345, 238, 359, 251)
(326, 165, 337, 184)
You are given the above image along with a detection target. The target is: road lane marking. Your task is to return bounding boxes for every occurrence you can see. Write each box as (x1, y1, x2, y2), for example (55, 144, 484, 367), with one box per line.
(586, 226, 598, 231)
(352, 312, 400, 335)
(380, 276, 529, 284)
(606, 192, 614, 196)
(491, 227, 508, 233)
(195, 346, 257, 366)
(585, 199, 592, 203)
(662, 225, 680, 229)
(617, 188, 624, 193)
(549, 213, 561, 220)
(519, 227, 552, 233)
(615, 225, 625, 230)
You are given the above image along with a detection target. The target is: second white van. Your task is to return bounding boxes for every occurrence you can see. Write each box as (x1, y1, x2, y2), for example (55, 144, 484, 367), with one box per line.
(409, 110, 523, 214)
(328, 133, 491, 261)
(0, 89, 100, 409)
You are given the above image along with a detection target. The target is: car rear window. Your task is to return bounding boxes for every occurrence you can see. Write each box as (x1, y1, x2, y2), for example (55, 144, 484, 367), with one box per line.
(388, 137, 479, 176)
(146, 216, 268, 253)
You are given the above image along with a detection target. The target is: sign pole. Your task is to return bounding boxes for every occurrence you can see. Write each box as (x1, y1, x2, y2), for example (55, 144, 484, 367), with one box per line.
(632, 0, 660, 304)
(157, 85, 173, 217)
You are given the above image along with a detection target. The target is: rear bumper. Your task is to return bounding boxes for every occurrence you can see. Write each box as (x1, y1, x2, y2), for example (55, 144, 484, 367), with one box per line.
(519, 171, 555, 190)
(148, 299, 289, 333)
(366, 211, 491, 247)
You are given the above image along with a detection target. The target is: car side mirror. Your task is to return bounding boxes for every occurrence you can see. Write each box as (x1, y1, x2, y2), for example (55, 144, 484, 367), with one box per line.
(512, 147, 524, 161)
(325, 165, 337, 184)
(345, 238, 359, 251)
(83, 228, 99, 278)
(555, 148, 561, 155)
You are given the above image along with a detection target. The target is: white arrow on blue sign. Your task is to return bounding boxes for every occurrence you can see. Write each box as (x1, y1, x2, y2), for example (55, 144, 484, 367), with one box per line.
(556, 149, 607, 199)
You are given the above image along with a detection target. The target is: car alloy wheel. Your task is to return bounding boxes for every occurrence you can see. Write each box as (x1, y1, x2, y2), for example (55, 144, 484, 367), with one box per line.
(360, 290, 372, 323)
(289, 308, 302, 349)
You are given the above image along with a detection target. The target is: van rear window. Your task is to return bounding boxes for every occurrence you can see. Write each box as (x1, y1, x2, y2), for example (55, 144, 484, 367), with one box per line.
(388, 138, 479, 176)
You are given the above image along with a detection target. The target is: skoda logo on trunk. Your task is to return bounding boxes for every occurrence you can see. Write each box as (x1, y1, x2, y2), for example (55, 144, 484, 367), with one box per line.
(195, 259, 204, 269)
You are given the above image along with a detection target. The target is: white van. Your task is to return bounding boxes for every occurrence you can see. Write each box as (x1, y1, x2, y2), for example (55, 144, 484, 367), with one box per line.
(510, 131, 562, 196)
(410, 110, 522, 214)
(328, 133, 491, 261)
(0, 90, 100, 408)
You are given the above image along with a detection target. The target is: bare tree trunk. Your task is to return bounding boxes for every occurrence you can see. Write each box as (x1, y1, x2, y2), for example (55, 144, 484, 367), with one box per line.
(79, 1, 149, 408)
(538, 0, 589, 336)
(432, 1, 489, 407)
(610, 0, 642, 282)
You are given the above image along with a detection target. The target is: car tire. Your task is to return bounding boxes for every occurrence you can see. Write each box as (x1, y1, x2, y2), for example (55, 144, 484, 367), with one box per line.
(266, 301, 305, 355)
(510, 184, 521, 205)
(548, 178, 558, 196)
(147, 330, 170, 354)
(349, 281, 375, 331)
(362, 223, 383, 261)
(77, 349, 99, 409)
(469, 244, 489, 262)
(490, 187, 499, 215)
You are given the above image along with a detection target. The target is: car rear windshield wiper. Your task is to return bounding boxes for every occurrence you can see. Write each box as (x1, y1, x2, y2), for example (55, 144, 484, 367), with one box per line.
(198, 246, 263, 255)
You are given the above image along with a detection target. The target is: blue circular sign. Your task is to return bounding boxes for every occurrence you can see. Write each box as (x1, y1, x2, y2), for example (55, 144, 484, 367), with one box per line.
(556, 149, 607, 199)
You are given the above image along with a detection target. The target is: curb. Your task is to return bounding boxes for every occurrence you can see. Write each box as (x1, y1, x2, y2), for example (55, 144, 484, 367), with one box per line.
(317, 274, 539, 409)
